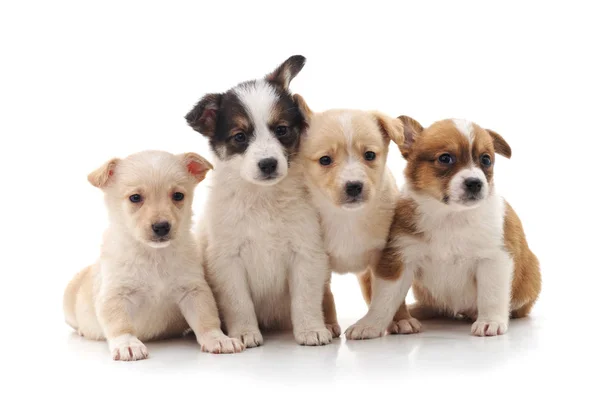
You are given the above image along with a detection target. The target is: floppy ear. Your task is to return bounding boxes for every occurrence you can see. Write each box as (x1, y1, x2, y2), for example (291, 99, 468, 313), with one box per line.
(180, 152, 213, 183)
(265, 55, 306, 90)
(293, 93, 313, 121)
(372, 112, 404, 146)
(397, 115, 424, 159)
(88, 158, 120, 189)
(486, 129, 512, 159)
(185, 93, 223, 137)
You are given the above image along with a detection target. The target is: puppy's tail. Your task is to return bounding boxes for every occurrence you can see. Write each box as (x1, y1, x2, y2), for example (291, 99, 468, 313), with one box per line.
(63, 266, 91, 330)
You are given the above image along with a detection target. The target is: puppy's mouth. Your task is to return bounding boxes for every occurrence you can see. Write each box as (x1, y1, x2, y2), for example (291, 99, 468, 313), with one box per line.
(445, 193, 485, 208)
(251, 173, 285, 186)
(147, 237, 171, 248)
(340, 196, 366, 211)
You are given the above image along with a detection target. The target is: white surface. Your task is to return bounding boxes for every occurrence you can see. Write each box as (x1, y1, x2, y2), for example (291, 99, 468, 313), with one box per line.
(1, 1, 598, 398)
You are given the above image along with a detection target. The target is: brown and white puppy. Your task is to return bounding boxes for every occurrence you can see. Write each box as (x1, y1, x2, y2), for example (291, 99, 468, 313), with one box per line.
(296, 97, 419, 338)
(348, 117, 541, 338)
(63, 151, 244, 360)
(185, 56, 332, 347)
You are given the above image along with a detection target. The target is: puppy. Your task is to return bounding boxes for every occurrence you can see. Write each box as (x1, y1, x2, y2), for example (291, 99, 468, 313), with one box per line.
(185, 56, 332, 347)
(296, 98, 418, 338)
(63, 150, 244, 360)
(348, 117, 541, 338)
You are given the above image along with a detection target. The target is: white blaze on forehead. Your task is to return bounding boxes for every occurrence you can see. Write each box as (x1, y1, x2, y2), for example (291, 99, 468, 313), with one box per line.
(453, 119, 475, 144)
(338, 112, 354, 156)
(234, 80, 278, 134)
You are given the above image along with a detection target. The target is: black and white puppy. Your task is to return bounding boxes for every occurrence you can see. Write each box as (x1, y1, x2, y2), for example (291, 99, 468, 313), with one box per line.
(185, 56, 332, 347)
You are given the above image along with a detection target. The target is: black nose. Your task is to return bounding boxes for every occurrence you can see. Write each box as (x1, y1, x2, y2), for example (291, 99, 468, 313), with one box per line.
(258, 158, 278, 175)
(464, 178, 483, 194)
(152, 221, 171, 237)
(345, 181, 363, 197)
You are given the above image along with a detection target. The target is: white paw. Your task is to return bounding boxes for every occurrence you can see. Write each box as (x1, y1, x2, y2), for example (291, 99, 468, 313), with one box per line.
(471, 319, 508, 336)
(326, 323, 342, 338)
(295, 328, 332, 346)
(388, 318, 422, 335)
(109, 334, 148, 361)
(229, 329, 263, 348)
(345, 321, 385, 340)
(198, 332, 245, 354)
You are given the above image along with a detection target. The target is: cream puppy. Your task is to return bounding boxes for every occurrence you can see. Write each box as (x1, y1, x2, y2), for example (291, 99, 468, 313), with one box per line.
(296, 97, 417, 338)
(63, 150, 244, 360)
(185, 56, 332, 347)
(347, 117, 541, 339)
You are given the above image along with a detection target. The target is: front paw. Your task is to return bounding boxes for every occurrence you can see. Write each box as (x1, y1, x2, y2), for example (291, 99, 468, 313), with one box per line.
(471, 319, 508, 336)
(294, 327, 332, 346)
(325, 323, 342, 338)
(229, 329, 263, 348)
(388, 318, 422, 335)
(109, 334, 149, 361)
(198, 332, 245, 354)
(345, 320, 385, 340)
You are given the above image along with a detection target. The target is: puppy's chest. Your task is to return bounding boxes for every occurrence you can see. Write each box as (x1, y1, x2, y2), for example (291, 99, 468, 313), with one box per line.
(323, 214, 386, 274)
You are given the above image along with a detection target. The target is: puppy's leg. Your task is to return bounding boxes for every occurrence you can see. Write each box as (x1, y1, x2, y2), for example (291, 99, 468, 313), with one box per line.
(63, 266, 91, 331)
(345, 268, 414, 340)
(388, 302, 422, 335)
(357, 270, 372, 304)
(179, 282, 244, 354)
(97, 295, 148, 361)
(322, 280, 341, 338)
(208, 254, 263, 348)
(289, 251, 332, 346)
(471, 254, 512, 336)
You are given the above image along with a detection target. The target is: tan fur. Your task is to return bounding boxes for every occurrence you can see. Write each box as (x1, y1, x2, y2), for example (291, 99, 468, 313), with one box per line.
(63, 150, 244, 360)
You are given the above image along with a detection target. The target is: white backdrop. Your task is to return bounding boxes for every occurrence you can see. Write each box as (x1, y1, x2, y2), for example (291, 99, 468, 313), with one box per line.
(1, 1, 598, 398)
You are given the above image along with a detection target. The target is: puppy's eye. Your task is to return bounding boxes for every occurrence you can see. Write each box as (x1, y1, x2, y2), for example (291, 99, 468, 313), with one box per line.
(129, 194, 143, 203)
(233, 132, 247, 143)
(275, 126, 288, 136)
(319, 156, 332, 166)
(172, 192, 185, 201)
(481, 154, 492, 167)
(364, 151, 376, 161)
(438, 153, 456, 165)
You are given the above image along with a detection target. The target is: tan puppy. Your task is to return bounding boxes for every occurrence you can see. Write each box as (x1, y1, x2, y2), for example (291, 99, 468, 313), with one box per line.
(63, 150, 244, 360)
(349, 117, 541, 338)
(296, 96, 418, 338)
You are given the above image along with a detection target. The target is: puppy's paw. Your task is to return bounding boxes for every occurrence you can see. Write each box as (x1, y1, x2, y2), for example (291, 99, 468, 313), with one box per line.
(294, 328, 332, 346)
(388, 318, 422, 335)
(325, 323, 342, 338)
(198, 332, 245, 354)
(229, 329, 263, 348)
(109, 334, 148, 361)
(345, 321, 385, 340)
(471, 319, 508, 337)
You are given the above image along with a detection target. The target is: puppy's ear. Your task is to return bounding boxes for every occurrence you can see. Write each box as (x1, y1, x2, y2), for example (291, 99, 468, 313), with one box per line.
(486, 129, 512, 159)
(185, 93, 223, 137)
(397, 115, 424, 158)
(265, 55, 306, 91)
(373, 112, 404, 146)
(293, 94, 313, 121)
(180, 152, 213, 183)
(88, 158, 120, 189)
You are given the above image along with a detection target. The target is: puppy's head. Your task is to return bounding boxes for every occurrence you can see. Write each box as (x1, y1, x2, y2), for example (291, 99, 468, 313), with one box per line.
(399, 117, 511, 209)
(298, 98, 404, 210)
(185, 55, 307, 186)
(88, 151, 212, 248)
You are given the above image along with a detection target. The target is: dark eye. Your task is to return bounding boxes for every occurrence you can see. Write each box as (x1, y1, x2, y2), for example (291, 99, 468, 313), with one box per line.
(172, 192, 185, 201)
(364, 151, 376, 161)
(129, 194, 142, 203)
(481, 154, 492, 167)
(438, 153, 456, 165)
(319, 156, 332, 166)
(275, 126, 288, 136)
(234, 132, 247, 143)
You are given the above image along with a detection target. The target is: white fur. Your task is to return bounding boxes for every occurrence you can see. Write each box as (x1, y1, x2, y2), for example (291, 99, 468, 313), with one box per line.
(399, 186, 513, 335)
(448, 166, 489, 206)
(453, 118, 474, 143)
(235, 81, 288, 185)
(201, 157, 332, 347)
